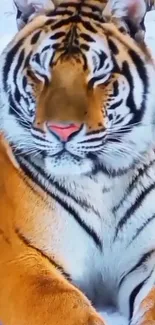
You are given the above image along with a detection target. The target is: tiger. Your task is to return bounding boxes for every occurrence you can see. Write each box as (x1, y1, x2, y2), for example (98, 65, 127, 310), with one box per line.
(14, 0, 155, 39)
(1, 0, 155, 324)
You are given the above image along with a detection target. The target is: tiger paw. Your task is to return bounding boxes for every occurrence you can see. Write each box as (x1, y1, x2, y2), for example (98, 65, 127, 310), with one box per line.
(46, 290, 106, 325)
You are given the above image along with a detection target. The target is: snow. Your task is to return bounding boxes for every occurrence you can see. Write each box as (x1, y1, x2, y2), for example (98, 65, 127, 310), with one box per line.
(0, 0, 17, 52)
(0, 1, 155, 324)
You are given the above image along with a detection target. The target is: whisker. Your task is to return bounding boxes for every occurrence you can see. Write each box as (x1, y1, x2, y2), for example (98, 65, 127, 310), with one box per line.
(108, 121, 155, 133)
(97, 138, 146, 162)
(13, 146, 44, 157)
(9, 104, 31, 126)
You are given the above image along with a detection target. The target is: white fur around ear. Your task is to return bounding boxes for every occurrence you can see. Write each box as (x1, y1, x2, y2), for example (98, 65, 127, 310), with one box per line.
(14, 0, 55, 14)
(13, 0, 55, 30)
(103, 0, 146, 24)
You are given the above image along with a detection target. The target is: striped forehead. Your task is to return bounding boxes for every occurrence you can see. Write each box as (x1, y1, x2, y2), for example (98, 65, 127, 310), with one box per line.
(27, 28, 113, 85)
(5, 4, 151, 87)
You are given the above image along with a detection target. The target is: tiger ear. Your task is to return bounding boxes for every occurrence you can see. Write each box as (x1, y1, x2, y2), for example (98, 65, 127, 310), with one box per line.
(103, 0, 146, 22)
(13, 0, 55, 30)
(103, 0, 147, 41)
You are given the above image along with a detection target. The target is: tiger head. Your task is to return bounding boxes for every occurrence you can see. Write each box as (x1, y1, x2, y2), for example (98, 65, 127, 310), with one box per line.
(0, 0, 155, 176)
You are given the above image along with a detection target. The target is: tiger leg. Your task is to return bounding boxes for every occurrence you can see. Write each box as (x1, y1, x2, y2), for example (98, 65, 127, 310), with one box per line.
(131, 287, 155, 325)
(0, 236, 105, 325)
(0, 139, 105, 325)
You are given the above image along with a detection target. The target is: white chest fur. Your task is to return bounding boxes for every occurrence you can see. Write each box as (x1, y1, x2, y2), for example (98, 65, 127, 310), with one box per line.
(17, 152, 155, 320)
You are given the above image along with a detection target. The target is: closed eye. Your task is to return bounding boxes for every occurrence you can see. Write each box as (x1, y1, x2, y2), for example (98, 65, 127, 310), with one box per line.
(88, 72, 111, 88)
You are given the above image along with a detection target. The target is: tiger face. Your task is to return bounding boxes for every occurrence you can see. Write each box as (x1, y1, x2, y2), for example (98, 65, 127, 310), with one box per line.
(1, 0, 155, 176)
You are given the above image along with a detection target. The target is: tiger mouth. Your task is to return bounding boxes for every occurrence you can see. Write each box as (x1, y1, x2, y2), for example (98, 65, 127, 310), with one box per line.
(43, 149, 82, 160)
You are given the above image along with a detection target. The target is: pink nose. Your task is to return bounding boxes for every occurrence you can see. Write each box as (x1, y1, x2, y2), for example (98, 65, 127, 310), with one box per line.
(47, 123, 80, 141)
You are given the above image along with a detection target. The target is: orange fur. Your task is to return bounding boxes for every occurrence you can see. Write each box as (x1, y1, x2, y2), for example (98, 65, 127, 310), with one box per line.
(138, 288, 155, 324)
(1, 1, 155, 324)
(0, 135, 104, 325)
(33, 58, 106, 131)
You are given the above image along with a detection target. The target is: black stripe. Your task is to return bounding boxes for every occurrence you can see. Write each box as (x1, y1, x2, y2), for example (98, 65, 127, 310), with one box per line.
(16, 157, 102, 250)
(24, 51, 32, 69)
(88, 73, 107, 88)
(112, 80, 119, 96)
(81, 52, 88, 70)
(119, 250, 155, 289)
(121, 51, 148, 128)
(51, 16, 80, 30)
(33, 53, 40, 65)
(31, 31, 41, 45)
(86, 128, 105, 136)
(52, 195, 102, 249)
(50, 31, 65, 40)
(129, 270, 153, 320)
(48, 4, 102, 22)
(98, 51, 107, 71)
(80, 43, 90, 51)
(56, 2, 78, 8)
(22, 76, 27, 88)
(128, 49, 148, 111)
(48, 9, 74, 17)
(15, 228, 71, 281)
(130, 214, 155, 244)
(41, 46, 51, 53)
(13, 49, 25, 102)
(111, 54, 121, 74)
(115, 183, 155, 238)
(108, 99, 123, 111)
(44, 18, 56, 25)
(88, 152, 132, 177)
(108, 38, 119, 55)
(3, 38, 24, 91)
(8, 93, 21, 121)
(82, 3, 103, 14)
(28, 69, 49, 85)
(49, 178, 101, 218)
(81, 11, 103, 21)
(31, 130, 45, 140)
(80, 33, 95, 43)
(122, 61, 137, 115)
(128, 50, 148, 89)
(79, 136, 104, 144)
(113, 159, 155, 213)
(129, 279, 146, 320)
(81, 20, 97, 33)
(81, 144, 103, 150)
(16, 7, 22, 19)
(14, 87, 21, 103)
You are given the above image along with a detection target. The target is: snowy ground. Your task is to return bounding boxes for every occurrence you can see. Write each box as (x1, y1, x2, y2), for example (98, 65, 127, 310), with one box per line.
(0, 1, 155, 325)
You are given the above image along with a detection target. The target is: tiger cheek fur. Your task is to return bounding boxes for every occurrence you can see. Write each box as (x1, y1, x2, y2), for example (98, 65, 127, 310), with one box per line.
(1, 0, 155, 325)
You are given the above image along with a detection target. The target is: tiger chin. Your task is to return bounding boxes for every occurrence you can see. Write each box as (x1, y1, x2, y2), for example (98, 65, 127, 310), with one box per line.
(1, 0, 155, 325)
